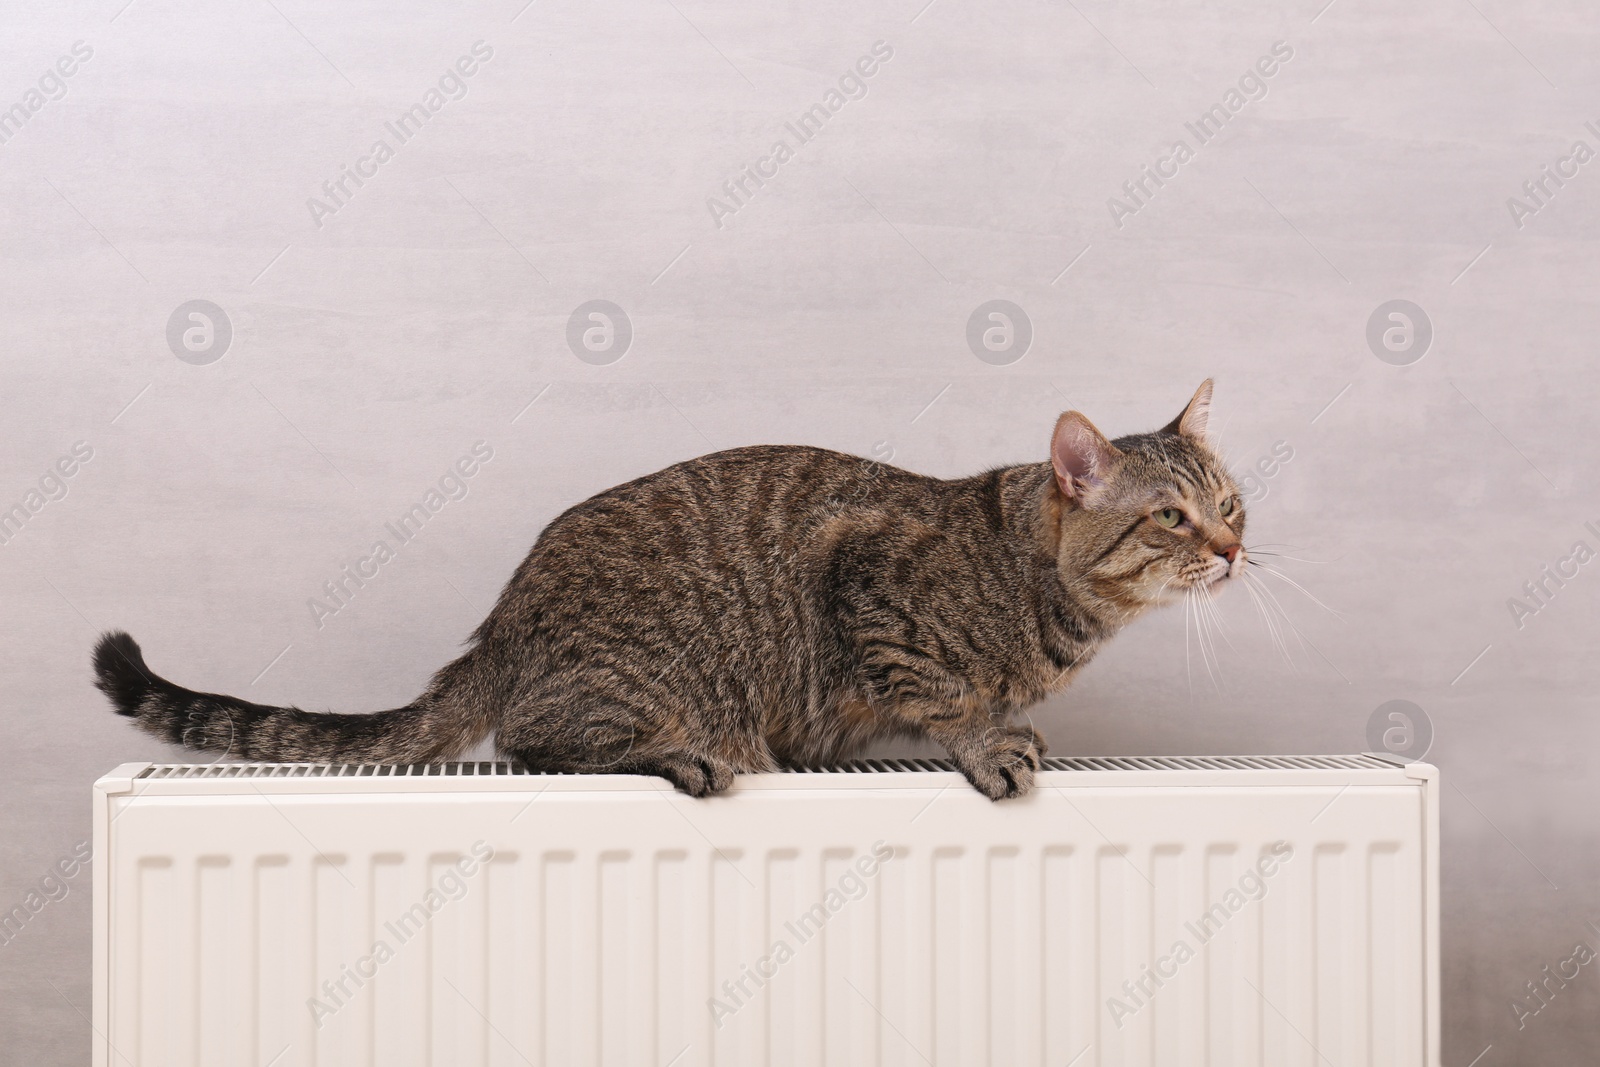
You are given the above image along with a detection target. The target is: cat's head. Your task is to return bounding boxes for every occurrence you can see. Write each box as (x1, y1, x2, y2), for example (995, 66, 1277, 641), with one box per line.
(1048, 380, 1246, 610)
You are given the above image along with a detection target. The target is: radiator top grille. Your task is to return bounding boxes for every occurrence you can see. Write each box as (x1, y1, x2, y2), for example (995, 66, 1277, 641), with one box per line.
(134, 753, 1398, 780)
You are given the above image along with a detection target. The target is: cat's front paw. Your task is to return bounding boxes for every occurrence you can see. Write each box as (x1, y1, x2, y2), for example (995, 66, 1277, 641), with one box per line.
(955, 726, 1045, 801)
(645, 753, 737, 797)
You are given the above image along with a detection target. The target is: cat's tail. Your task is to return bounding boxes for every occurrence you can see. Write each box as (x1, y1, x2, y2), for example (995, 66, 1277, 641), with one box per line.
(92, 631, 494, 764)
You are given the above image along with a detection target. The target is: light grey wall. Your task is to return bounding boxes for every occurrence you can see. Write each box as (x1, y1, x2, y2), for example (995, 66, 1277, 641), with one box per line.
(2, 0, 1596, 1061)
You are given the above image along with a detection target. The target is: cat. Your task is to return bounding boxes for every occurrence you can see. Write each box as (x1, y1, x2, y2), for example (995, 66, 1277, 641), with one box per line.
(93, 380, 1247, 800)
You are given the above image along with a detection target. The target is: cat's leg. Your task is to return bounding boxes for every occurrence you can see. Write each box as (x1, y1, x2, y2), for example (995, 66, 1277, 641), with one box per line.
(496, 688, 759, 797)
(500, 733, 740, 797)
(617, 722, 780, 797)
(856, 643, 1046, 799)
(929, 717, 1047, 800)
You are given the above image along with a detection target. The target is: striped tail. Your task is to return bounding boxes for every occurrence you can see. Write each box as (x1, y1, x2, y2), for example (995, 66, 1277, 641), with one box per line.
(92, 631, 491, 765)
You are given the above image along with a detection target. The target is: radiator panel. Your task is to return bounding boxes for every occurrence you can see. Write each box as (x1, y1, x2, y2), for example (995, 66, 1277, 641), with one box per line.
(92, 758, 1439, 1067)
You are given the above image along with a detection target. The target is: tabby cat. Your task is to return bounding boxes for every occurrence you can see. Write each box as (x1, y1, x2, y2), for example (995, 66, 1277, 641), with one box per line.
(94, 380, 1246, 799)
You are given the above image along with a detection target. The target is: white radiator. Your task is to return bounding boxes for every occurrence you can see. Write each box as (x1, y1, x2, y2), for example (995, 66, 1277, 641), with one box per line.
(92, 754, 1440, 1067)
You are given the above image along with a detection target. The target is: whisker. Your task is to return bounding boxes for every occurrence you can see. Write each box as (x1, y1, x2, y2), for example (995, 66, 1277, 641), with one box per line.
(1190, 579, 1235, 681)
(1191, 584, 1223, 692)
(1247, 569, 1351, 682)
(1201, 580, 1231, 630)
(1244, 542, 1342, 565)
(1250, 561, 1346, 618)
(1245, 550, 1333, 565)
(1198, 581, 1237, 653)
(1239, 574, 1277, 659)
(1183, 588, 1196, 701)
(1245, 570, 1312, 658)
(1242, 569, 1294, 665)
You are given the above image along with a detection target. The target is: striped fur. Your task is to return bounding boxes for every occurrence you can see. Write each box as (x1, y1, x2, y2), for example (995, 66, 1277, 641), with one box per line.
(94, 382, 1246, 799)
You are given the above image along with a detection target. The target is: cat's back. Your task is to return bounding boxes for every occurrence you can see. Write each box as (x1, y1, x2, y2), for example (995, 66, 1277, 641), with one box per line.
(547, 443, 939, 549)
(495, 445, 939, 651)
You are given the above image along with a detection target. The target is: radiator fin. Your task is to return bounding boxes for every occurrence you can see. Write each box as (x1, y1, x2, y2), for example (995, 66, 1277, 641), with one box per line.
(133, 753, 1395, 780)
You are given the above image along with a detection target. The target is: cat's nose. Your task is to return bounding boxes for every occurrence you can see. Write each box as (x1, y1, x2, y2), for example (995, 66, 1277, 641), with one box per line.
(1218, 544, 1241, 563)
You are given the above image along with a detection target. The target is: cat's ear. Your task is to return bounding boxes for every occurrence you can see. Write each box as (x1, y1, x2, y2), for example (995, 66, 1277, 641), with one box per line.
(1162, 379, 1214, 439)
(1051, 412, 1121, 501)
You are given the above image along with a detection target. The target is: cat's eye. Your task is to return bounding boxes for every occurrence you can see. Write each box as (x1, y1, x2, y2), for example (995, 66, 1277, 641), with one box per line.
(1154, 507, 1183, 528)
(1219, 496, 1235, 517)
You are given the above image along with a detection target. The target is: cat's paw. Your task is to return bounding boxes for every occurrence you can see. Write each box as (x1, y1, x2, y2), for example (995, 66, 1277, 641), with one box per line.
(646, 753, 737, 797)
(956, 727, 1045, 801)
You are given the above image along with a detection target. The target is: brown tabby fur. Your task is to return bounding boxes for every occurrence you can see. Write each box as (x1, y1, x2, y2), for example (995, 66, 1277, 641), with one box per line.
(94, 381, 1247, 799)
